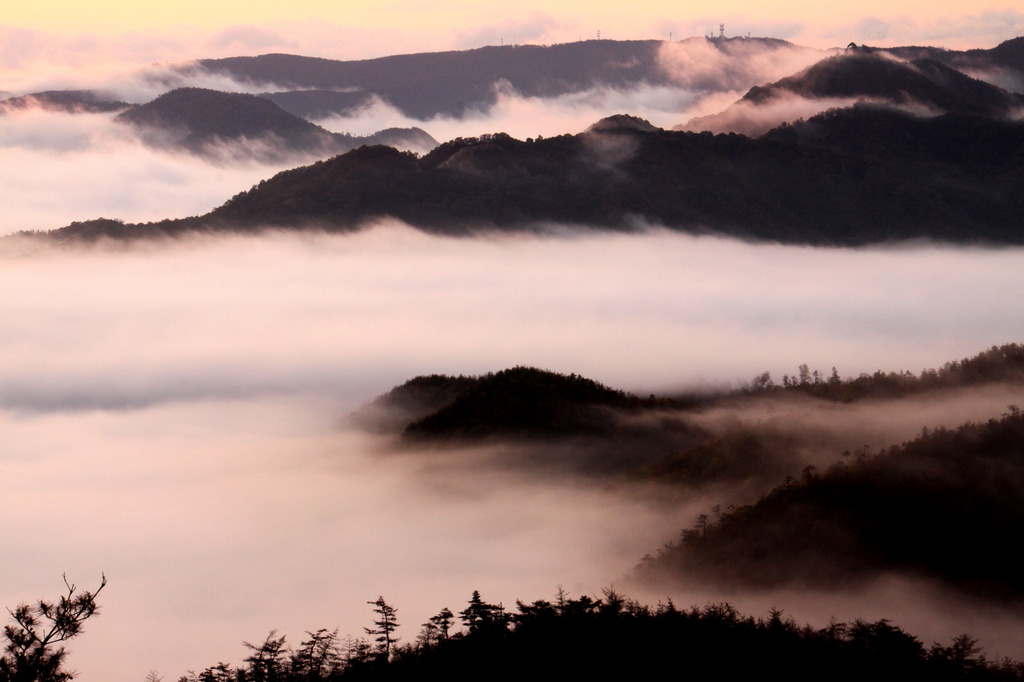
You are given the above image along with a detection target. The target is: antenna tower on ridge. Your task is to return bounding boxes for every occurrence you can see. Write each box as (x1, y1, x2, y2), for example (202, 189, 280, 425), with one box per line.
(719, 23, 725, 38)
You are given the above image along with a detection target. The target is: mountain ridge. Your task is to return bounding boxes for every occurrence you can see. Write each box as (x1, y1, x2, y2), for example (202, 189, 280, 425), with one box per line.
(35, 107, 1024, 246)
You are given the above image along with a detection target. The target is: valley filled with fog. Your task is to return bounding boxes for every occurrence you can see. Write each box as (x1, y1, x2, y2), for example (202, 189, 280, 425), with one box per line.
(5, 226, 1024, 680)
(5, 28, 1024, 681)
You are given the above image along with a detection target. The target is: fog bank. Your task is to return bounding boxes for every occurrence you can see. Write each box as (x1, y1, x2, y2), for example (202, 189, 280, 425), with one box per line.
(5, 226, 1024, 680)
(0, 109, 306, 234)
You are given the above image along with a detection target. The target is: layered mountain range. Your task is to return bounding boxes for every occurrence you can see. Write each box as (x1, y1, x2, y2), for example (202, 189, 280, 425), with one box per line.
(115, 87, 437, 159)
(6, 35, 1024, 245)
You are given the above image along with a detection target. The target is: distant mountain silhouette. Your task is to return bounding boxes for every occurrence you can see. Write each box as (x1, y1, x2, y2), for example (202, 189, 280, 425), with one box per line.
(0, 90, 130, 114)
(179, 37, 1024, 124)
(888, 35, 1024, 75)
(184, 38, 818, 121)
(115, 87, 436, 159)
(187, 42, 672, 119)
(745, 52, 1019, 115)
(984, 35, 1024, 71)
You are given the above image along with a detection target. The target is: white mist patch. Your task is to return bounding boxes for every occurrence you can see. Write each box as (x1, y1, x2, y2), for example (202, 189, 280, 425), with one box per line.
(656, 38, 826, 93)
(318, 84, 711, 142)
(0, 110, 307, 233)
(0, 395, 692, 682)
(963, 66, 1024, 95)
(680, 93, 864, 135)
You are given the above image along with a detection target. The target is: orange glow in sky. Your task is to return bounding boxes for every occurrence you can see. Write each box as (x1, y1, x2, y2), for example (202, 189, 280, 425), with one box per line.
(0, 0, 1021, 93)
(3, 0, 1022, 52)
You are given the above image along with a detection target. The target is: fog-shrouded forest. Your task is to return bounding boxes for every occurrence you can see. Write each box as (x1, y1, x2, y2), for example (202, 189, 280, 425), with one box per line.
(4, 27, 1024, 682)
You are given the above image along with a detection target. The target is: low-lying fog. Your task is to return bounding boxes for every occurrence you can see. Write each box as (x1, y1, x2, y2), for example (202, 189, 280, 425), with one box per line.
(0, 109, 326, 234)
(0, 85, 733, 235)
(4, 226, 1024, 681)
(0, 39, 828, 236)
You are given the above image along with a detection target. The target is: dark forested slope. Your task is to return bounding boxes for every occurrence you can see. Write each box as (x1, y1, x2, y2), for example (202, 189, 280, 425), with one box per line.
(743, 51, 1021, 116)
(354, 344, 1024, 487)
(637, 407, 1024, 599)
(71, 109, 1021, 245)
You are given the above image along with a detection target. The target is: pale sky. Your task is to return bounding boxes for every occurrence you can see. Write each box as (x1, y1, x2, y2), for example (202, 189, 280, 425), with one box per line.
(1, 0, 1022, 81)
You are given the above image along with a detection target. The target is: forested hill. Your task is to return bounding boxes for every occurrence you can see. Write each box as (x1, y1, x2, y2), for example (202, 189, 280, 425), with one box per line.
(743, 51, 1022, 116)
(636, 407, 1024, 600)
(684, 49, 1024, 134)
(350, 367, 703, 475)
(351, 343, 1024, 484)
(43, 106, 1024, 245)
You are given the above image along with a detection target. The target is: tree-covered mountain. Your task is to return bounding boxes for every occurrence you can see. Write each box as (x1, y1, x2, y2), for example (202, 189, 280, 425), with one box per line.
(398, 366, 641, 440)
(636, 406, 1024, 599)
(748, 52, 1019, 114)
(40, 104, 1024, 245)
(353, 343, 1024, 487)
(684, 49, 1023, 135)
(352, 366, 703, 476)
(115, 88, 437, 159)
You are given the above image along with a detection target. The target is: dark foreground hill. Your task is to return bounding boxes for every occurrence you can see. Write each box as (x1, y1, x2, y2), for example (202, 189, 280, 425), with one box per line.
(179, 591, 1024, 682)
(116, 88, 437, 158)
(42, 107, 1024, 245)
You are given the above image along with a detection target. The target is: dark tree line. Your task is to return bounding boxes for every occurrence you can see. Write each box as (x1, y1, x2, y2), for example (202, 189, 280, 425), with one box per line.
(743, 342, 1024, 402)
(175, 589, 1024, 682)
(6, 578, 1023, 682)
